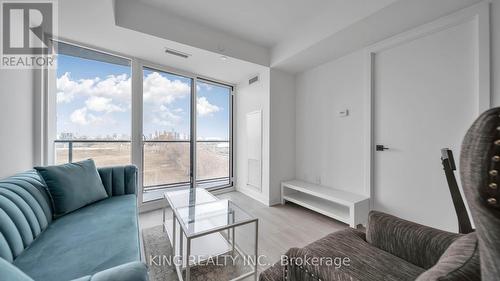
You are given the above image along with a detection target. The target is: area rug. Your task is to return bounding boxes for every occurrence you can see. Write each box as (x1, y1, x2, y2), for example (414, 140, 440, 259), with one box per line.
(142, 225, 254, 281)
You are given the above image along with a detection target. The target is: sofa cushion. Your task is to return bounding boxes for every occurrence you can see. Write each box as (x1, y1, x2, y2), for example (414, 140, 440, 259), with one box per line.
(13, 195, 140, 281)
(35, 159, 108, 217)
(260, 228, 425, 281)
(416, 232, 480, 281)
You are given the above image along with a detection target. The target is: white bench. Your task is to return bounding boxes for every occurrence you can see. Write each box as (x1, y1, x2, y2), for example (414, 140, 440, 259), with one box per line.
(281, 180, 370, 228)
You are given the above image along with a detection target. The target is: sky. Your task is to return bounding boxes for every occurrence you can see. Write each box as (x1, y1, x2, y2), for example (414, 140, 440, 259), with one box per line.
(56, 54, 230, 141)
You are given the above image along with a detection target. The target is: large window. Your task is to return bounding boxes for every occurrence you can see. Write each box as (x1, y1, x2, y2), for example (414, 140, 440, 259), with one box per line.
(54, 42, 131, 166)
(52, 42, 233, 204)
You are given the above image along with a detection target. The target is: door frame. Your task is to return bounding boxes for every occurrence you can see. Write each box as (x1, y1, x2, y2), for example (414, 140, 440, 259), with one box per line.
(363, 1, 491, 209)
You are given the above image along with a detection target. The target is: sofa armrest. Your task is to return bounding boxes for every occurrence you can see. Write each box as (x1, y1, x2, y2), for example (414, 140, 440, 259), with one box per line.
(70, 262, 148, 281)
(366, 211, 459, 269)
(259, 228, 367, 281)
(0, 258, 35, 281)
(97, 165, 138, 197)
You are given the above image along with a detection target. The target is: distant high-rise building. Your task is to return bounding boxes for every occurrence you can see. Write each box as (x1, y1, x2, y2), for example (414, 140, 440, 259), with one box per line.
(59, 132, 74, 140)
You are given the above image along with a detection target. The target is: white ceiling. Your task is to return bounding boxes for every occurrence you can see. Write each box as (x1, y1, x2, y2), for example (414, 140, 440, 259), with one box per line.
(274, 0, 483, 72)
(137, 0, 399, 49)
(57, 0, 266, 84)
(139, 0, 337, 48)
(60, 0, 483, 76)
(118, 0, 399, 69)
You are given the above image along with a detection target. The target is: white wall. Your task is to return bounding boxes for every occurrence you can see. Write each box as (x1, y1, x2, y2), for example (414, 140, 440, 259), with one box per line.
(235, 68, 296, 206)
(295, 51, 366, 195)
(269, 69, 296, 205)
(235, 70, 271, 205)
(0, 69, 35, 177)
(293, 1, 500, 230)
(493, 0, 500, 107)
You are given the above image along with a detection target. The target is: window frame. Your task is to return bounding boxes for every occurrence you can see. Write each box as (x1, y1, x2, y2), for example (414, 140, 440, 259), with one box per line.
(140, 65, 194, 191)
(195, 77, 234, 190)
(43, 39, 235, 211)
(138, 61, 235, 202)
(51, 42, 133, 166)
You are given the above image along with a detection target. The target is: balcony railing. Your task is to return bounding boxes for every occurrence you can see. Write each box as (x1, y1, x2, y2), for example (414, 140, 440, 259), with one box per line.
(54, 139, 230, 192)
(55, 139, 131, 163)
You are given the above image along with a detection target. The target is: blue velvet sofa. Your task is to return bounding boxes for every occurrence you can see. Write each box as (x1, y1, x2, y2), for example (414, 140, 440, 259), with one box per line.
(0, 165, 149, 281)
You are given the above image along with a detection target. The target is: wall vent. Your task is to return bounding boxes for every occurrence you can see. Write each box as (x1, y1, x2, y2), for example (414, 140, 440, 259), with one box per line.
(249, 75, 259, 85)
(164, 48, 191, 59)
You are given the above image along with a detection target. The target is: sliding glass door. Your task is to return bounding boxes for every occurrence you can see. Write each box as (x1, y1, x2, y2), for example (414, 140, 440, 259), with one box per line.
(196, 80, 232, 188)
(142, 67, 192, 191)
(141, 67, 233, 202)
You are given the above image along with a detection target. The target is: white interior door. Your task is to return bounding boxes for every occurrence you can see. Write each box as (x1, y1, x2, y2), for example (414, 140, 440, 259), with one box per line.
(373, 19, 479, 232)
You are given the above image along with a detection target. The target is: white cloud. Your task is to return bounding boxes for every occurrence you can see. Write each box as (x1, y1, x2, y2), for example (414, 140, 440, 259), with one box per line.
(151, 104, 183, 127)
(92, 74, 130, 101)
(56, 72, 131, 104)
(142, 72, 191, 127)
(196, 83, 213, 92)
(152, 110, 181, 127)
(58, 72, 130, 127)
(85, 96, 125, 113)
(197, 97, 220, 117)
(143, 72, 190, 105)
(57, 91, 73, 103)
(56, 73, 80, 103)
(70, 107, 103, 125)
(70, 108, 87, 125)
(58, 71, 193, 128)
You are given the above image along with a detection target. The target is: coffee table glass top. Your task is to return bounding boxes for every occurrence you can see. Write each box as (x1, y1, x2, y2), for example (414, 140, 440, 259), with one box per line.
(175, 199, 255, 237)
(164, 187, 217, 209)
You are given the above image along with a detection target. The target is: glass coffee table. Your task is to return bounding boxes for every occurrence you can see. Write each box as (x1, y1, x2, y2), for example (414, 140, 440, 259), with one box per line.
(163, 187, 258, 281)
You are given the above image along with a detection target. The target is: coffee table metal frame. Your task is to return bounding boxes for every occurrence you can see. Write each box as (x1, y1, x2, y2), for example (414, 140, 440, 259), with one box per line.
(162, 189, 259, 281)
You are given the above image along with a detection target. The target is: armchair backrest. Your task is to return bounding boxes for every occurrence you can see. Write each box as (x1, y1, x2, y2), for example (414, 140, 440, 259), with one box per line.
(460, 107, 500, 280)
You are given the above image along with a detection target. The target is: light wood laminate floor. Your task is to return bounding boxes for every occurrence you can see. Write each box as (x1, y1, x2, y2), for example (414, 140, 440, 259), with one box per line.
(139, 191, 347, 275)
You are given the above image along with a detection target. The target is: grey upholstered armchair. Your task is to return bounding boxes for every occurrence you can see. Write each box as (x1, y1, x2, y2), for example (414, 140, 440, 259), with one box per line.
(261, 107, 500, 281)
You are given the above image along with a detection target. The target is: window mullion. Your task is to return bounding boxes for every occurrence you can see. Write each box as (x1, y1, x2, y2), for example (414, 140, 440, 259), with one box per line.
(131, 59, 144, 205)
(191, 77, 198, 189)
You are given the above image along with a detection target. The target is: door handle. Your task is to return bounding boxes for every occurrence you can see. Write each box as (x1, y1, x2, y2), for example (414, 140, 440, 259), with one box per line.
(376, 145, 389, 151)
